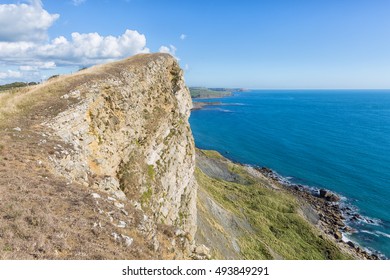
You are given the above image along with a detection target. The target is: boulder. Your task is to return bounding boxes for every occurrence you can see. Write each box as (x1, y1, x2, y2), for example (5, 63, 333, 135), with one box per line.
(194, 244, 211, 259)
(319, 189, 340, 202)
(334, 231, 342, 240)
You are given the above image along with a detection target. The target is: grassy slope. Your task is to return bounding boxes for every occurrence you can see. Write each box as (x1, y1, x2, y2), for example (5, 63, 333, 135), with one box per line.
(189, 87, 232, 99)
(196, 149, 352, 259)
(0, 82, 38, 92)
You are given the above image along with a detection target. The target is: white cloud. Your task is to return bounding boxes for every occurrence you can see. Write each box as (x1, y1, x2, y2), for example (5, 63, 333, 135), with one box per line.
(72, 0, 86, 6)
(19, 61, 56, 71)
(0, 1, 59, 42)
(0, 29, 149, 67)
(184, 64, 189, 71)
(0, 1, 151, 83)
(159, 45, 177, 57)
(180, 34, 187, 40)
(0, 70, 22, 79)
(38, 29, 149, 65)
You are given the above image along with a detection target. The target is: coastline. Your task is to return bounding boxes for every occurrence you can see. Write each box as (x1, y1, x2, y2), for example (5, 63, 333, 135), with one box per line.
(191, 98, 386, 260)
(254, 167, 382, 260)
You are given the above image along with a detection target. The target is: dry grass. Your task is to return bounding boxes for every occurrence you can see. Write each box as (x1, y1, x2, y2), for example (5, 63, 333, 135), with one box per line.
(0, 127, 164, 259)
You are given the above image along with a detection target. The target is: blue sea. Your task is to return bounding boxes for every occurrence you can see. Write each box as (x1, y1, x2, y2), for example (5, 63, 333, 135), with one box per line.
(189, 90, 390, 258)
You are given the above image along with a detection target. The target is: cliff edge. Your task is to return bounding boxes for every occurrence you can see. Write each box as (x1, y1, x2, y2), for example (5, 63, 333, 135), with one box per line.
(0, 53, 197, 259)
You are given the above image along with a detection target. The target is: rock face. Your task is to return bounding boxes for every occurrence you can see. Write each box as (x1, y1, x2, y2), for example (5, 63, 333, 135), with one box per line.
(44, 54, 197, 242)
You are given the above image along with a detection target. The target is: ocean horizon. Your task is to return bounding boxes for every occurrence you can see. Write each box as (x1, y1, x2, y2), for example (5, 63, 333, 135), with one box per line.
(189, 89, 390, 259)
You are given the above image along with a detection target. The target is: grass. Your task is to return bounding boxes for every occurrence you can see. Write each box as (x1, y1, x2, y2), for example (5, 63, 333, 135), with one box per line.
(195, 158, 352, 259)
(199, 149, 224, 160)
(0, 82, 37, 92)
(141, 184, 153, 206)
(147, 165, 155, 181)
(189, 87, 232, 99)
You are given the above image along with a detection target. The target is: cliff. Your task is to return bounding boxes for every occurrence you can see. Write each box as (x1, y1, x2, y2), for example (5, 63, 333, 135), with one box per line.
(0, 53, 197, 259)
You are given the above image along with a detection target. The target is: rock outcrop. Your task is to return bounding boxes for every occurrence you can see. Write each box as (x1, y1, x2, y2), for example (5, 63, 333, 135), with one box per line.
(45, 53, 197, 240)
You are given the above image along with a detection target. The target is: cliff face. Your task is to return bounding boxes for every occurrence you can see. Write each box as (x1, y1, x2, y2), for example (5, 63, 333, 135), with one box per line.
(45, 54, 197, 237)
(0, 53, 197, 259)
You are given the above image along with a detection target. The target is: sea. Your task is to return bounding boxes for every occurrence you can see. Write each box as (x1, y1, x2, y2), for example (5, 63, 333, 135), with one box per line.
(189, 89, 390, 259)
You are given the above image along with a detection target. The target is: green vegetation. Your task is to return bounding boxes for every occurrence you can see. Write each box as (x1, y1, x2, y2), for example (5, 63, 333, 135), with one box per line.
(147, 164, 155, 181)
(48, 75, 60, 80)
(189, 87, 232, 99)
(0, 82, 37, 92)
(196, 150, 352, 260)
(141, 184, 153, 205)
(201, 149, 224, 160)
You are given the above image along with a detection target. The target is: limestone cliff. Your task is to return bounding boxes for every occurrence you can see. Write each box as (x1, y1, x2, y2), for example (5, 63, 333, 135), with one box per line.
(44, 53, 197, 237)
(0, 53, 197, 259)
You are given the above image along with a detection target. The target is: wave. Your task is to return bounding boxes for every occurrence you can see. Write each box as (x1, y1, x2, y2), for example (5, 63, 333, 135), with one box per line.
(360, 230, 380, 237)
(219, 103, 246, 106)
(203, 108, 233, 113)
(375, 231, 390, 239)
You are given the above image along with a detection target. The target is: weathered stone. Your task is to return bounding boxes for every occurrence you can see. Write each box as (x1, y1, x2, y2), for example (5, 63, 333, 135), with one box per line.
(121, 235, 133, 247)
(91, 193, 101, 199)
(114, 202, 124, 209)
(117, 221, 126, 228)
(347, 241, 356, 248)
(334, 231, 342, 240)
(319, 189, 340, 202)
(44, 54, 197, 249)
(194, 244, 211, 259)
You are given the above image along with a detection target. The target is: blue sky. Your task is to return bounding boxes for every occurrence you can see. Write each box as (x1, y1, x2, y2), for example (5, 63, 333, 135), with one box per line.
(0, 0, 389, 88)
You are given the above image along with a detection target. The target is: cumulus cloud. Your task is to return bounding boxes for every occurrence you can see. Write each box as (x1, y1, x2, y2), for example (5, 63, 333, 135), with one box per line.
(159, 45, 177, 57)
(72, 0, 86, 6)
(0, 1, 59, 42)
(39, 29, 149, 65)
(0, 70, 22, 79)
(0, 29, 149, 67)
(180, 34, 186, 40)
(19, 61, 56, 71)
(0, 1, 151, 83)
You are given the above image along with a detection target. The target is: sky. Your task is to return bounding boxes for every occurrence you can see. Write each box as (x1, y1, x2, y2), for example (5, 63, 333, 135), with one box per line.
(0, 0, 389, 89)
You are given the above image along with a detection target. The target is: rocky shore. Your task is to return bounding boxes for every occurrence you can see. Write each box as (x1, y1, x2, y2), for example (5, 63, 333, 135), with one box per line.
(256, 167, 382, 260)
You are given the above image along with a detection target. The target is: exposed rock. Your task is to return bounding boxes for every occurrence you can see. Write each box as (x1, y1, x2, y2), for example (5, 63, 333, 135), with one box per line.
(334, 231, 342, 240)
(114, 202, 124, 209)
(117, 221, 126, 228)
(121, 235, 134, 247)
(319, 189, 340, 202)
(193, 244, 211, 260)
(43, 53, 197, 255)
(347, 241, 356, 248)
(91, 193, 101, 199)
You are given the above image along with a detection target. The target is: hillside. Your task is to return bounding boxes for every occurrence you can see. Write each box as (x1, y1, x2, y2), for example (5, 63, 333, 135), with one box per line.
(189, 87, 232, 99)
(195, 149, 363, 259)
(0, 82, 38, 92)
